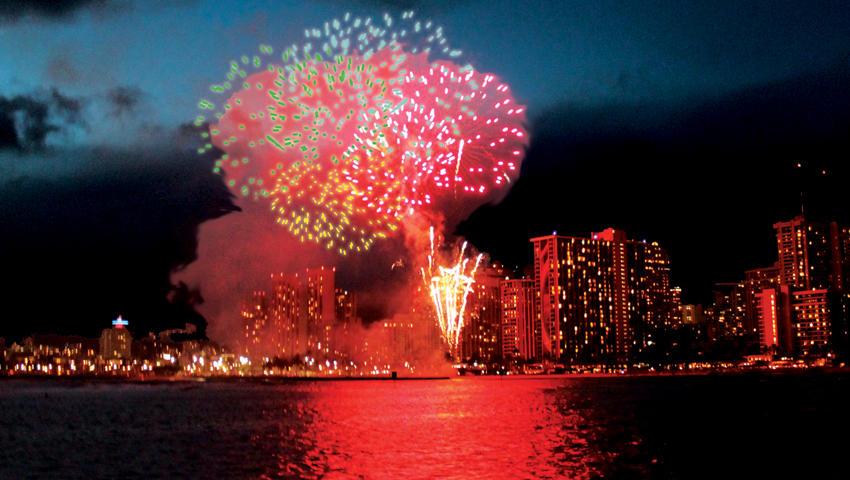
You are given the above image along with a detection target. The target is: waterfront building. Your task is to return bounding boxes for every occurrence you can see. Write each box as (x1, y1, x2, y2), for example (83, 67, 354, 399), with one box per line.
(774, 216, 849, 355)
(829, 224, 850, 353)
(670, 287, 683, 328)
(100, 316, 132, 360)
(791, 289, 831, 355)
(270, 272, 303, 356)
(531, 228, 674, 365)
(333, 289, 359, 355)
(240, 290, 272, 358)
(302, 267, 336, 354)
(710, 282, 747, 340)
(500, 278, 536, 361)
(755, 289, 779, 351)
(744, 265, 781, 338)
(774, 216, 832, 290)
(461, 264, 504, 363)
(334, 289, 357, 326)
(241, 266, 337, 360)
(381, 316, 415, 366)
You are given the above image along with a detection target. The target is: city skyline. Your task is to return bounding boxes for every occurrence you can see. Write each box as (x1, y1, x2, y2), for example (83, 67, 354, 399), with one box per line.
(2, 0, 849, 344)
(6, 210, 847, 373)
(1, 208, 847, 342)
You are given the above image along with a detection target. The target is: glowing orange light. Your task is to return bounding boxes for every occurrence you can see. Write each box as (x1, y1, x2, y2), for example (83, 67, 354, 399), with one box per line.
(421, 226, 483, 358)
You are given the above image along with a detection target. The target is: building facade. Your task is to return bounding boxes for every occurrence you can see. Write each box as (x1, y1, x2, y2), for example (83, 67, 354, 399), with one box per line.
(531, 229, 674, 365)
(500, 278, 536, 361)
(774, 216, 832, 290)
(792, 289, 831, 355)
(461, 265, 504, 363)
(774, 216, 848, 355)
(100, 317, 132, 360)
(241, 266, 337, 360)
(744, 265, 781, 339)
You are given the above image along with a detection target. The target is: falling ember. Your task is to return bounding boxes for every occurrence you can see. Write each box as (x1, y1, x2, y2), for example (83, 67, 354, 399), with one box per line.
(421, 226, 483, 358)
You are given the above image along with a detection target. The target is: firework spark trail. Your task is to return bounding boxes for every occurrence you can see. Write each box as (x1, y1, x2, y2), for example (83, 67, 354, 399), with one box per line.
(197, 11, 528, 256)
(421, 226, 483, 357)
(203, 49, 419, 255)
(455, 139, 464, 178)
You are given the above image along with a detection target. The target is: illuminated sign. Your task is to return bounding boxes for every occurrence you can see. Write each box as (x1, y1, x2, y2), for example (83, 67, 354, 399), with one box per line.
(112, 315, 129, 328)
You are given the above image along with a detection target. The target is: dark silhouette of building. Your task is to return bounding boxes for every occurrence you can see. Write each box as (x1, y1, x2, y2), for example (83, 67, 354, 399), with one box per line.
(711, 282, 747, 341)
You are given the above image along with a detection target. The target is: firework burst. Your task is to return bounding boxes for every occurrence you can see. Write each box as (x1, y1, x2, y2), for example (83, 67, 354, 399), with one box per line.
(421, 227, 483, 358)
(197, 11, 528, 255)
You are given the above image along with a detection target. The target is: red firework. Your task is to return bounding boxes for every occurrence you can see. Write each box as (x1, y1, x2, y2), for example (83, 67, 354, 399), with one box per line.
(209, 43, 527, 254)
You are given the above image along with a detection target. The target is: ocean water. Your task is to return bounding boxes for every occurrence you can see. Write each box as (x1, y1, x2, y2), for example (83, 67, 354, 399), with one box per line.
(0, 374, 848, 479)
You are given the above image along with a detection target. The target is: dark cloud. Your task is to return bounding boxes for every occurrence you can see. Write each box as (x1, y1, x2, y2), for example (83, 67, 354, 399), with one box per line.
(0, 0, 201, 24)
(0, 109, 16, 148)
(0, 96, 52, 150)
(0, 89, 84, 150)
(0, 0, 107, 23)
(0, 135, 237, 341)
(670, 56, 850, 148)
(106, 86, 143, 116)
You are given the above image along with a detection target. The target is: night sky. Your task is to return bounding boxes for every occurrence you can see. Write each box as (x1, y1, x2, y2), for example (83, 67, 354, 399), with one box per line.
(2, 0, 849, 342)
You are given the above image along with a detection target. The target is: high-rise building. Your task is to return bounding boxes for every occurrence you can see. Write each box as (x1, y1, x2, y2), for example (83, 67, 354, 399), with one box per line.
(379, 316, 415, 366)
(461, 265, 503, 363)
(711, 282, 747, 339)
(335, 289, 357, 326)
(531, 229, 674, 365)
(333, 289, 359, 354)
(743, 265, 794, 354)
(302, 267, 336, 353)
(744, 265, 781, 337)
(774, 216, 831, 290)
(270, 273, 302, 355)
(828, 223, 848, 292)
(681, 305, 705, 325)
(625, 233, 676, 350)
(241, 290, 271, 357)
(792, 289, 831, 355)
(100, 316, 132, 360)
(670, 287, 683, 328)
(410, 289, 443, 356)
(774, 216, 848, 355)
(241, 266, 337, 360)
(829, 224, 850, 352)
(755, 288, 779, 351)
(500, 278, 536, 361)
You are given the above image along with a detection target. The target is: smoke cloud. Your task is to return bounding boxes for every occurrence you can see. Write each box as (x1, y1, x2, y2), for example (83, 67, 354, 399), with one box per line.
(106, 86, 144, 117)
(171, 33, 528, 369)
(0, 90, 84, 151)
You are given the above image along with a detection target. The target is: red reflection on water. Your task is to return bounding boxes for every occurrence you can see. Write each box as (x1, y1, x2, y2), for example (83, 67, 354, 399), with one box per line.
(257, 377, 607, 479)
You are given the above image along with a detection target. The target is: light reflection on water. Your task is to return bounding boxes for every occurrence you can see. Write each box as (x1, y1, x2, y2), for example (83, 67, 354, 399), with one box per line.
(1, 374, 848, 479)
(270, 378, 613, 479)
